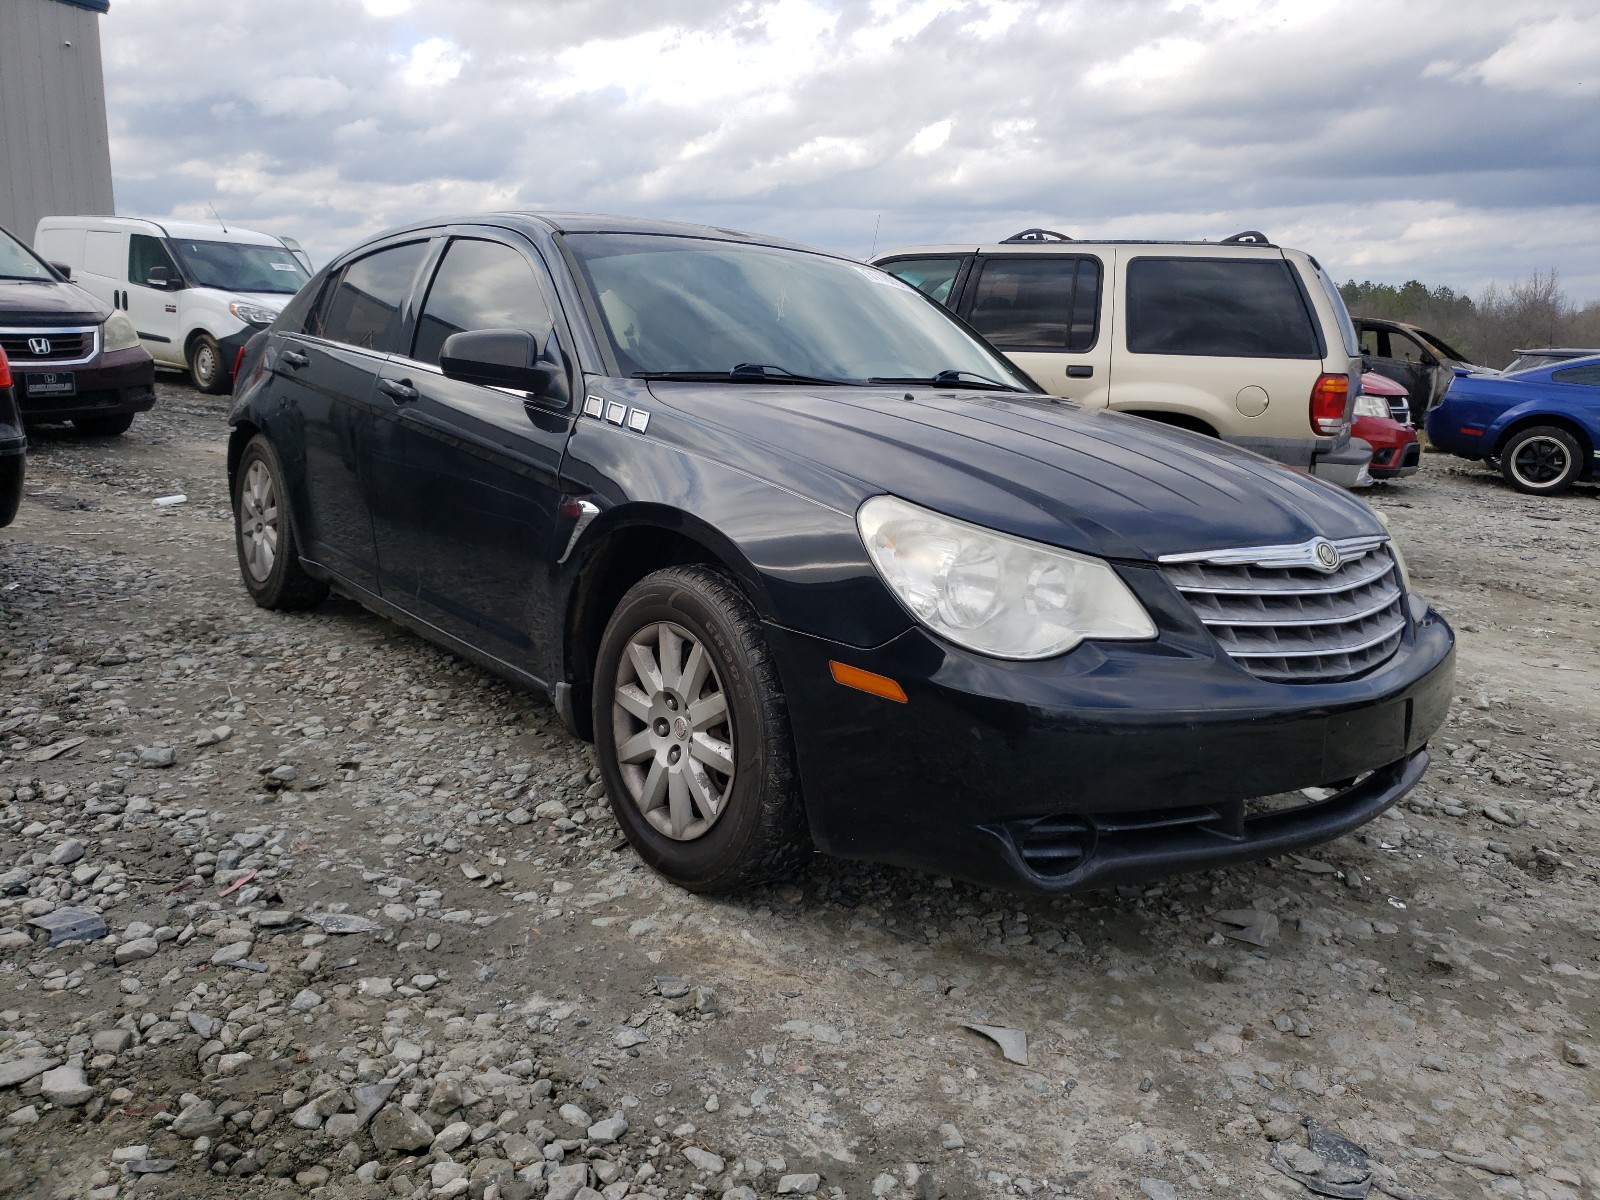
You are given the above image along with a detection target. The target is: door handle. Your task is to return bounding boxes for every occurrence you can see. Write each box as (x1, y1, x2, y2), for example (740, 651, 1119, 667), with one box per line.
(1066, 364, 1094, 378)
(378, 378, 419, 403)
(280, 350, 309, 369)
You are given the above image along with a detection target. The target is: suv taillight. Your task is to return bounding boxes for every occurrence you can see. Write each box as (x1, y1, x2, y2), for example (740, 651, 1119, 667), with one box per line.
(0, 346, 11, 390)
(1310, 373, 1349, 436)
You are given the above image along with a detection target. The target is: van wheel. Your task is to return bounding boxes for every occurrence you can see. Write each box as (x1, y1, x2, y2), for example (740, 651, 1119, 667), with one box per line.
(233, 434, 328, 610)
(1500, 426, 1583, 495)
(189, 333, 228, 394)
(592, 565, 810, 893)
(73, 413, 134, 436)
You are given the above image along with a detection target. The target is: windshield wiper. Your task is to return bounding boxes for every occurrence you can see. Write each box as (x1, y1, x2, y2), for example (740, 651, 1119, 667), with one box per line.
(0, 274, 50, 282)
(633, 364, 849, 385)
(867, 369, 1017, 391)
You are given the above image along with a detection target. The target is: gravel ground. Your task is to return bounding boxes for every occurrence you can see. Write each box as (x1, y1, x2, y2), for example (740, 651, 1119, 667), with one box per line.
(1, 378, 1597, 1200)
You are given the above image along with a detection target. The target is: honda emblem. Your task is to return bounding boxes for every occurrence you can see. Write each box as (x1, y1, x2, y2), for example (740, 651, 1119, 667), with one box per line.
(27, 337, 51, 356)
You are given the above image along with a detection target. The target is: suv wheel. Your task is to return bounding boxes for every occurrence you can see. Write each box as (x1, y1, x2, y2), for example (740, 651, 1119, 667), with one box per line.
(190, 333, 229, 394)
(232, 434, 329, 609)
(592, 565, 809, 892)
(1500, 426, 1583, 495)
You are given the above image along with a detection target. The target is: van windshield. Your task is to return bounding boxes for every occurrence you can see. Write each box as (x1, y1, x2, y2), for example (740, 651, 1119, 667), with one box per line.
(169, 239, 310, 294)
(0, 227, 53, 281)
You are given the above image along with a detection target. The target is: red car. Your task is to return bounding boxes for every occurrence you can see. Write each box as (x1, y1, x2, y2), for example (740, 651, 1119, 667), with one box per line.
(1355, 372, 1420, 480)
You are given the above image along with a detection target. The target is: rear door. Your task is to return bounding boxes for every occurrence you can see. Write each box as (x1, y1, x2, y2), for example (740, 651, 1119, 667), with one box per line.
(368, 231, 574, 675)
(270, 236, 433, 596)
(957, 252, 1110, 406)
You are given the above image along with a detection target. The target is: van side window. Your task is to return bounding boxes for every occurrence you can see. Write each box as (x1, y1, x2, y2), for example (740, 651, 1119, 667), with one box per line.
(129, 235, 179, 286)
(881, 257, 964, 306)
(309, 241, 429, 352)
(968, 258, 1101, 352)
(411, 239, 554, 367)
(1127, 258, 1320, 358)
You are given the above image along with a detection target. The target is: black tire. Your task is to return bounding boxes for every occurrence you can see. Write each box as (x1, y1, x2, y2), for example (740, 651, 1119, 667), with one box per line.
(232, 434, 328, 610)
(72, 412, 134, 436)
(592, 564, 809, 892)
(189, 332, 229, 394)
(1499, 426, 1584, 495)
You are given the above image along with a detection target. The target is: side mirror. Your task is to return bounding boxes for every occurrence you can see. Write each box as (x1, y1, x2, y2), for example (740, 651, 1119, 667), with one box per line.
(439, 327, 570, 405)
(147, 266, 172, 288)
(48, 261, 72, 281)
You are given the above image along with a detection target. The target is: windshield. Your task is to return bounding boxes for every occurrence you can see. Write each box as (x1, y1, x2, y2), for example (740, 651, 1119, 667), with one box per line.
(168, 239, 310, 294)
(0, 227, 53, 281)
(564, 233, 1034, 388)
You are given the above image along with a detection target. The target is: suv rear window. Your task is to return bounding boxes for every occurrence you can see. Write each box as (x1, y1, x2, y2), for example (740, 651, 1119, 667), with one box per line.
(968, 257, 1101, 352)
(1126, 258, 1319, 359)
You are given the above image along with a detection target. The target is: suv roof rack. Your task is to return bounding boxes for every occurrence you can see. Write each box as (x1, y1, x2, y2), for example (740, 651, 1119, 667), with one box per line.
(1001, 228, 1073, 243)
(1222, 230, 1269, 244)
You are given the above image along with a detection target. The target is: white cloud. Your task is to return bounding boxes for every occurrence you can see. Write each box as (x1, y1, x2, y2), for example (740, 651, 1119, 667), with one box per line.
(400, 37, 464, 88)
(1456, 12, 1599, 97)
(908, 120, 951, 155)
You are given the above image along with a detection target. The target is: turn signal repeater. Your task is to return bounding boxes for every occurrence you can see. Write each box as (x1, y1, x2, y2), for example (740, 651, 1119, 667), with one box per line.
(829, 660, 907, 704)
(1310, 373, 1350, 435)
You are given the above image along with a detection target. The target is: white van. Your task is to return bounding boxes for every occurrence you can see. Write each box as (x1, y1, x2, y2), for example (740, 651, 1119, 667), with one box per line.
(33, 217, 312, 393)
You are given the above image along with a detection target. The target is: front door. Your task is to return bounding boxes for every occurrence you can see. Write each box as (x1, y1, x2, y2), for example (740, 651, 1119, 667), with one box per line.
(125, 234, 184, 366)
(369, 234, 574, 678)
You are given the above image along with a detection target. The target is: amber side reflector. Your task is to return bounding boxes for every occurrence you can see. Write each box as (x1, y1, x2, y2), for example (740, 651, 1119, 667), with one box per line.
(829, 661, 907, 704)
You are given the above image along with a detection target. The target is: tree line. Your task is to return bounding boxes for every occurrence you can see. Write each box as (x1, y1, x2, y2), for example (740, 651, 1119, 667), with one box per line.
(1339, 272, 1600, 370)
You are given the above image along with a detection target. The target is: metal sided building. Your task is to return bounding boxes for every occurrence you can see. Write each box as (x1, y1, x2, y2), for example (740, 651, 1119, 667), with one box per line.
(0, 0, 115, 243)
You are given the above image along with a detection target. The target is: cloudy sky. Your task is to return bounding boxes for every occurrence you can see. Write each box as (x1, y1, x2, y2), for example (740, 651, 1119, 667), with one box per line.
(100, 0, 1599, 299)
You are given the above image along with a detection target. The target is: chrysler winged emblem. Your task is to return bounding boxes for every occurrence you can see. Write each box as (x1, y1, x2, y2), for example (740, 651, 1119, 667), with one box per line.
(27, 337, 50, 356)
(1311, 538, 1341, 572)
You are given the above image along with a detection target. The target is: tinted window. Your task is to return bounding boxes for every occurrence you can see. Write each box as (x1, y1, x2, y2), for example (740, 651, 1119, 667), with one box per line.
(1126, 258, 1319, 358)
(128, 235, 178, 285)
(412, 239, 553, 366)
(1551, 365, 1600, 386)
(968, 258, 1102, 352)
(312, 241, 428, 352)
(169, 239, 310, 294)
(882, 257, 963, 306)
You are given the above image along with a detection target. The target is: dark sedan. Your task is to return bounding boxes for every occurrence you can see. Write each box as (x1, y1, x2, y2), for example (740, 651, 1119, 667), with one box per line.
(0, 223, 155, 435)
(228, 213, 1455, 895)
(0, 347, 26, 525)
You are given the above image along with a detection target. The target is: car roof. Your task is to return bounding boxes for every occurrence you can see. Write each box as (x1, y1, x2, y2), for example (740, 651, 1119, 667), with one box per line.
(38, 215, 284, 245)
(1512, 347, 1600, 356)
(361, 211, 832, 258)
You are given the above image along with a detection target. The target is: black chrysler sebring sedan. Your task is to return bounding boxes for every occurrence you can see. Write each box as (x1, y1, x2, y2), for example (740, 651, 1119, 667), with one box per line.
(227, 213, 1455, 894)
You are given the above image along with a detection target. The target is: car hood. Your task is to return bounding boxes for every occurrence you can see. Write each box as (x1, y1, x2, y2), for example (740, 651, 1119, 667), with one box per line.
(646, 383, 1384, 562)
(0, 278, 108, 324)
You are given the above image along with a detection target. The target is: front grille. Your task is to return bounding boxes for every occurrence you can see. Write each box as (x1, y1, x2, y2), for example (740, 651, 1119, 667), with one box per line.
(0, 328, 96, 364)
(1162, 538, 1406, 684)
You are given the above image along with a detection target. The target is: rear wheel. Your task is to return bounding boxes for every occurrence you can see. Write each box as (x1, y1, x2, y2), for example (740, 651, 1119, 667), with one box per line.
(72, 413, 134, 436)
(232, 434, 328, 610)
(189, 332, 228, 394)
(592, 565, 809, 892)
(1500, 426, 1583, 495)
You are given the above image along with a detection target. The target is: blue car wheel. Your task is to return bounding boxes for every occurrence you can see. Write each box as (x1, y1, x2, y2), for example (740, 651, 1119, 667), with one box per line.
(1500, 425, 1583, 495)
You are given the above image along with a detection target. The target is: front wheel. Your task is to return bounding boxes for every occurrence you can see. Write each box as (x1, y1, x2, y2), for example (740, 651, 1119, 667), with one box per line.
(189, 332, 229, 394)
(592, 565, 809, 892)
(232, 434, 328, 610)
(1500, 426, 1583, 495)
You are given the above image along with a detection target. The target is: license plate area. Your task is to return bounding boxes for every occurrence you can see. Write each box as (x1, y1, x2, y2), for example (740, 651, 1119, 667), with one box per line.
(24, 372, 76, 398)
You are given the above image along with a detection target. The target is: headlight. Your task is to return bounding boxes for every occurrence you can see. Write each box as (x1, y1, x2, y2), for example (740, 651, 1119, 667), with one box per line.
(1354, 394, 1391, 419)
(857, 495, 1157, 659)
(229, 301, 280, 326)
(101, 312, 140, 353)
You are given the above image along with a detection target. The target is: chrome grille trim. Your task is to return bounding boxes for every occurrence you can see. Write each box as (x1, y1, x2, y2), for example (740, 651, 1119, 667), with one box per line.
(0, 325, 101, 367)
(1162, 536, 1407, 684)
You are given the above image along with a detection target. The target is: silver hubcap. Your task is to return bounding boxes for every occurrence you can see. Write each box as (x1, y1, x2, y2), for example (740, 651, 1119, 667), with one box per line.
(240, 460, 279, 583)
(195, 344, 216, 383)
(612, 621, 734, 841)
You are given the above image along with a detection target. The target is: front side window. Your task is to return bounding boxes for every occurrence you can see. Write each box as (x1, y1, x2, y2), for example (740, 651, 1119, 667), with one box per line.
(564, 234, 1032, 388)
(168, 239, 311, 294)
(0, 226, 52, 281)
(311, 241, 429, 352)
(1551, 364, 1600, 386)
(1126, 257, 1320, 358)
(881, 257, 964, 306)
(128, 235, 179, 286)
(412, 239, 554, 366)
(968, 257, 1101, 352)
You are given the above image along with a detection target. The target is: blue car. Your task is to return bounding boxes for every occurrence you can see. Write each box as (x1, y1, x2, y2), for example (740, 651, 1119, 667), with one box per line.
(1426, 354, 1600, 495)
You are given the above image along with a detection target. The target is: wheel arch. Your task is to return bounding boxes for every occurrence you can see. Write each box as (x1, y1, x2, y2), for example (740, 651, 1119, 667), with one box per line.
(1492, 413, 1594, 463)
(1121, 409, 1221, 439)
(227, 419, 261, 493)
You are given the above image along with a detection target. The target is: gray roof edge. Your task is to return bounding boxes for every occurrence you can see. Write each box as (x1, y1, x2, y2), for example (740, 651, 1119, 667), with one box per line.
(53, 0, 111, 13)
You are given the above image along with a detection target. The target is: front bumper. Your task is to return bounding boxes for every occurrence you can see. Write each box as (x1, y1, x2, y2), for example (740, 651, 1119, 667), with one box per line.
(771, 591, 1454, 893)
(15, 346, 156, 422)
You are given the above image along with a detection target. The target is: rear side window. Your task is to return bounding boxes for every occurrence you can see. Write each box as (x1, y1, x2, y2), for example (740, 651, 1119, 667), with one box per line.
(967, 257, 1102, 351)
(411, 239, 554, 366)
(128, 235, 178, 286)
(311, 241, 429, 352)
(881, 257, 964, 306)
(1126, 258, 1320, 358)
(1551, 365, 1600, 386)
